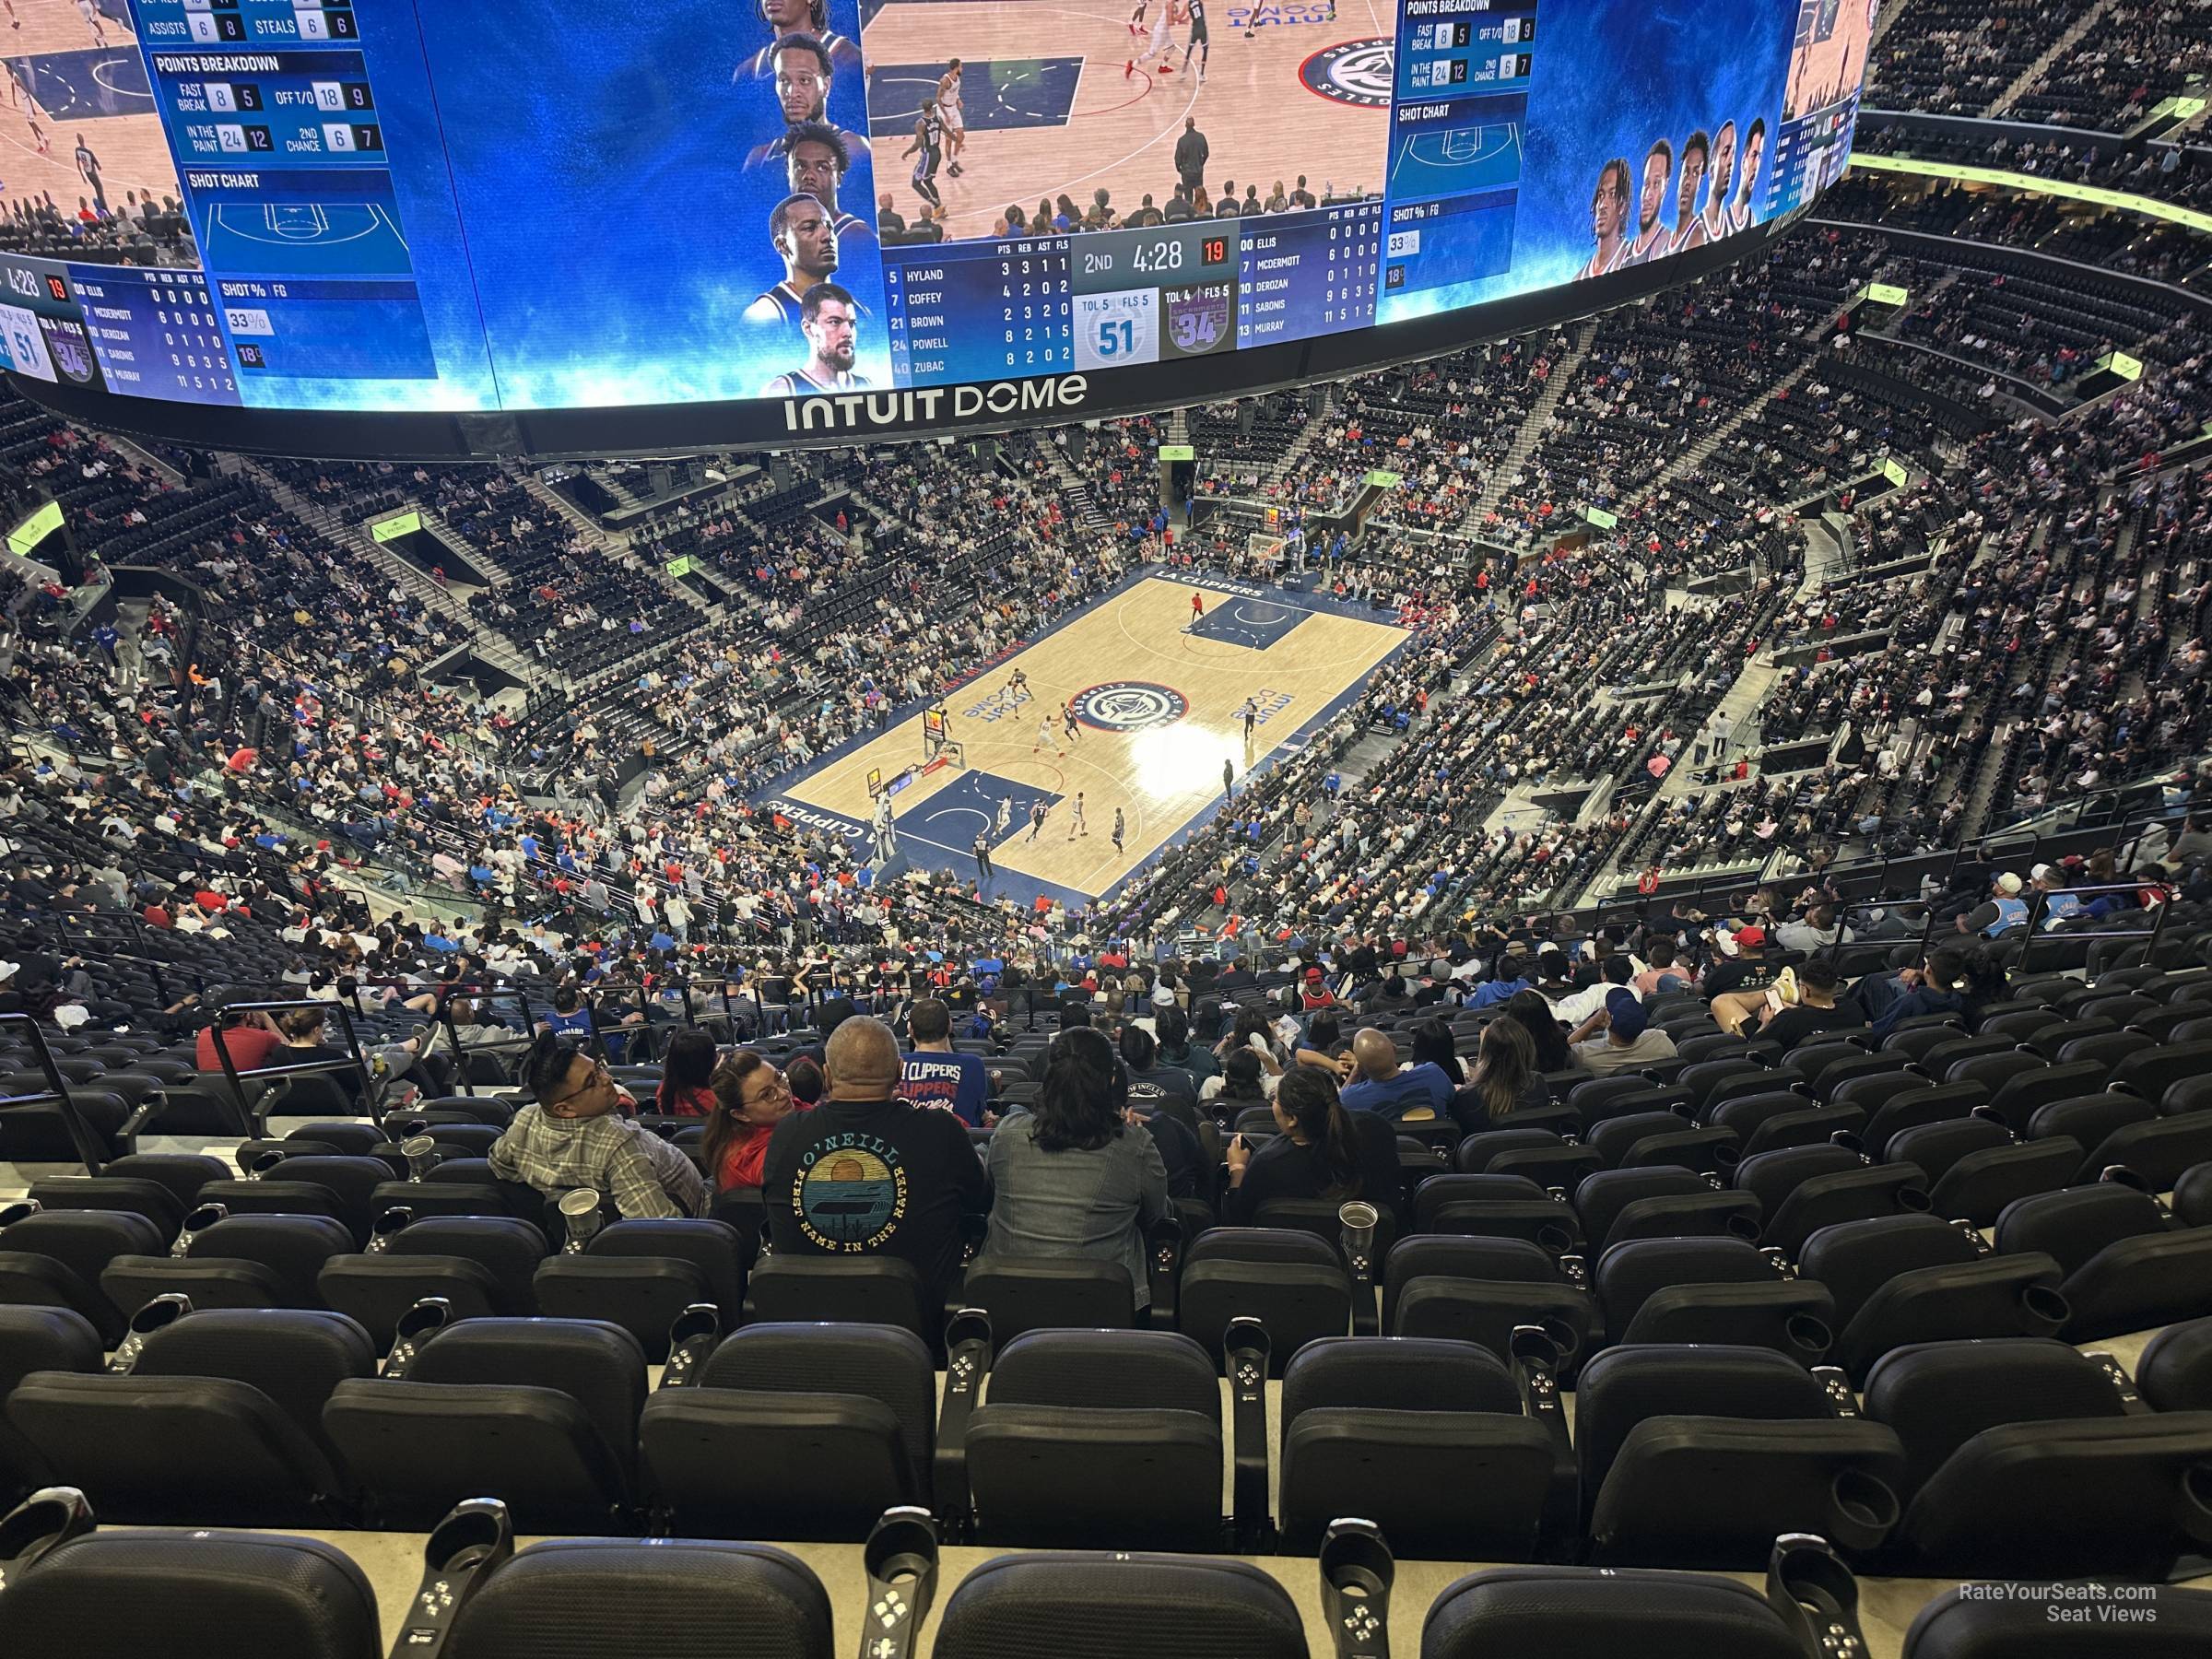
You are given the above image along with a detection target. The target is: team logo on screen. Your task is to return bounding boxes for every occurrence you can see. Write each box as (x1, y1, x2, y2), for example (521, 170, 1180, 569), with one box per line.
(1166, 284, 1231, 355)
(1071, 681, 1190, 732)
(1299, 39, 1394, 108)
(39, 318, 98, 386)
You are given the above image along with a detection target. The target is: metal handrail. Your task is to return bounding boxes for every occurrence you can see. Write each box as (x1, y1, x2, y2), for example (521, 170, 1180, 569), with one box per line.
(0, 1012, 112, 1174)
(206, 998, 380, 1131)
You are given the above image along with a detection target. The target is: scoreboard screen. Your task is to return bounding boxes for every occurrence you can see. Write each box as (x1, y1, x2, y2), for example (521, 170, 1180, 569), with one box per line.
(0, 0, 1874, 455)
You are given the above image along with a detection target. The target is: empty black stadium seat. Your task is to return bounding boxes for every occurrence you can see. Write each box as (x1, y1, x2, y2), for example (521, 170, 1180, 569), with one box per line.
(1276, 1335, 1554, 1556)
(1179, 1228, 1349, 1374)
(1902, 1583, 2212, 1656)
(0, 1532, 382, 1659)
(441, 1538, 830, 1659)
(1869, 1338, 2212, 1578)
(24, 1178, 183, 1241)
(0, 1208, 166, 1343)
(747, 1255, 933, 1342)
(933, 1553, 1301, 1659)
(1995, 1183, 2212, 1341)
(2140, 1318, 2212, 1414)
(7, 1307, 373, 1525)
(324, 1315, 647, 1532)
(0, 1305, 100, 1503)
(1574, 1344, 1904, 1568)
(954, 1259, 1135, 1347)
(965, 1329, 1222, 1551)
(640, 1322, 934, 1540)
(1831, 1249, 2069, 1386)
(1424, 1551, 1864, 1659)
(104, 1212, 352, 1312)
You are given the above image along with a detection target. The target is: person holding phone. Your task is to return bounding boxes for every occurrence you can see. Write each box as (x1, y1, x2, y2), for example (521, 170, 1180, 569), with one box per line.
(1709, 959, 1852, 1049)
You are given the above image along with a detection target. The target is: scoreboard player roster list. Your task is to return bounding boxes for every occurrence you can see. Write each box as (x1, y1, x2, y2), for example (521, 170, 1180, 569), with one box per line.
(880, 203, 1387, 388)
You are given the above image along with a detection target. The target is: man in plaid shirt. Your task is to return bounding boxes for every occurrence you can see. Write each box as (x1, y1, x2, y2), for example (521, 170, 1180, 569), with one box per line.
(491, 1037, 706, 1218)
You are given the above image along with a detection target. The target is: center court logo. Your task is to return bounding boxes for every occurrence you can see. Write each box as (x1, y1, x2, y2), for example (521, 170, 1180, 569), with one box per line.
(1070, 681, 1190, 732)
(1300, 39, 1394, 108)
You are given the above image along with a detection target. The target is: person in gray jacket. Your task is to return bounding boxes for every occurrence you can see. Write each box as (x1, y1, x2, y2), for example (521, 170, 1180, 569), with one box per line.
(979, 1025, 1171, 1309)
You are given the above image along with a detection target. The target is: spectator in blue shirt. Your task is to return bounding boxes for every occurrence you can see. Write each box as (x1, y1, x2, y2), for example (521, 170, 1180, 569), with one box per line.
(1470, 950, 1533, 1008)
(1336, 1027, 1453, 1121)
(900, 995, 992, 1125)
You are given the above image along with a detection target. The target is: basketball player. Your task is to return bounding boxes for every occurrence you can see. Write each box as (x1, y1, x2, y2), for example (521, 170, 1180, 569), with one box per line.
(903, 97, 946, 214)
(1700, 123, 1735, 244)
(1179, 0, 1211, 82)
(1188, 591, 1206, 628)
(1006, 666, 1030, 703)
(1065, 792, 1088, 840)
(743, 37, 868, 168)
(1034, 710, 1059, 753)
(1668, 130, 1710, 253)
(1576, 158, 1631, 279)
(935, 59, 966, 179)
(1129, 0, 1147, 34)
(1128, 0, 1178, 76)
(1623, 139, 1671, 265)
(745, 193, 840, 327)
(996, 794, 1014, 834)
(1026, 800, 1049, 841)
(778, 122, 871, 244)
(1729, 119, 1764, 234)
(1112, 806, 1125, 853)
(76, 0, 106, 49)
(736, 0, 861, 80)
(761, 283, 868, 395)
(1061, 699, 1082, 747)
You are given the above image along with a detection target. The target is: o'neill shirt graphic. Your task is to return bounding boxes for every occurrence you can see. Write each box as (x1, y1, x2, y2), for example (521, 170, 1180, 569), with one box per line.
(793, 1132, 908, 1251)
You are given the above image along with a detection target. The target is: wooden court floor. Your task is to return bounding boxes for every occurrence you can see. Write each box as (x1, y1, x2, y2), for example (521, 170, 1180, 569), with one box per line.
(2, 3, 186, 238)
(861, 2, 1399, 240)
(779, 575, 1408, 900)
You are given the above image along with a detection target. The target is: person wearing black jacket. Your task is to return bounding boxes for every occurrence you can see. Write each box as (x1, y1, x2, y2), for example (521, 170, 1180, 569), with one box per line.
(1222, 1063, 1401, 1228)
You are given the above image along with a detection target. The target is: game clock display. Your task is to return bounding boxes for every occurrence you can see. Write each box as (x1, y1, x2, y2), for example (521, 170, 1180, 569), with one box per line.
(0, 0, 1869, 449)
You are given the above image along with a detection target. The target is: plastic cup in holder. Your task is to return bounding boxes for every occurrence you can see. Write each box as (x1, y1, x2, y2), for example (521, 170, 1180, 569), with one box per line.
(559, 1187, 604, 1252)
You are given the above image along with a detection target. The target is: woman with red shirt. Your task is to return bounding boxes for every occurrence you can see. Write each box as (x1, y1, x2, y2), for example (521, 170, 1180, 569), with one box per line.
(701, 1052, 806, 1191)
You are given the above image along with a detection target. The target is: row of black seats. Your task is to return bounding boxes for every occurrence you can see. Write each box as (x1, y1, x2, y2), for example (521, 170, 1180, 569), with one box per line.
(2, 1490, 2208, 1659)
(5, 1294, 2212, 1577)
(7, 1155, 2212, 1389)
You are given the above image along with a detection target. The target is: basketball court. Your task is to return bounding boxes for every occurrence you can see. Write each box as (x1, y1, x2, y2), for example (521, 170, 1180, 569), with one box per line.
(761, 571, 1410, 904)
(858, 2, 1402, 240)
(0, 4, 183, 246)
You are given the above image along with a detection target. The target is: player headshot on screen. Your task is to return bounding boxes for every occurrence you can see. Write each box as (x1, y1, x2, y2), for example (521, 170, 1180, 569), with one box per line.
(1625, 139, 1671, 265)
(743, 36, 869, 168)
(765, 282, 868, 394)
(778, 121, 871, 244)
(1576, 158, 1631, 279)
(1731, 118, 1764, 232)
(745, 192, 840, 326)
(1701, 122, 1735, 243)
(736, 0, 861, 80)
(935, 59, 967, 179)
(1667, 130, 1710, 253)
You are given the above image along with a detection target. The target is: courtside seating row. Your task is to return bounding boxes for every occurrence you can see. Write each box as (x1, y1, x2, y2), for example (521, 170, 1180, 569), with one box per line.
(6, 1495, 2206, 1659)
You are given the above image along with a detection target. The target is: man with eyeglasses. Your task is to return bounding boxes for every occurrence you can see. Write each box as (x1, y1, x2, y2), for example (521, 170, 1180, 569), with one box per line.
(489, 1034, 707, 1218)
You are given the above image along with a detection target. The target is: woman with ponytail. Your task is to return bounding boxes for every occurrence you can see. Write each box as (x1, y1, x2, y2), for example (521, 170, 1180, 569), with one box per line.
(1223, 1063, 1402, 1228)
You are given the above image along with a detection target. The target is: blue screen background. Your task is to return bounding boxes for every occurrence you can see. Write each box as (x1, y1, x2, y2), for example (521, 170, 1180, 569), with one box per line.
(1381, 0, 1801, 322)
(410, 0, 887, 408)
